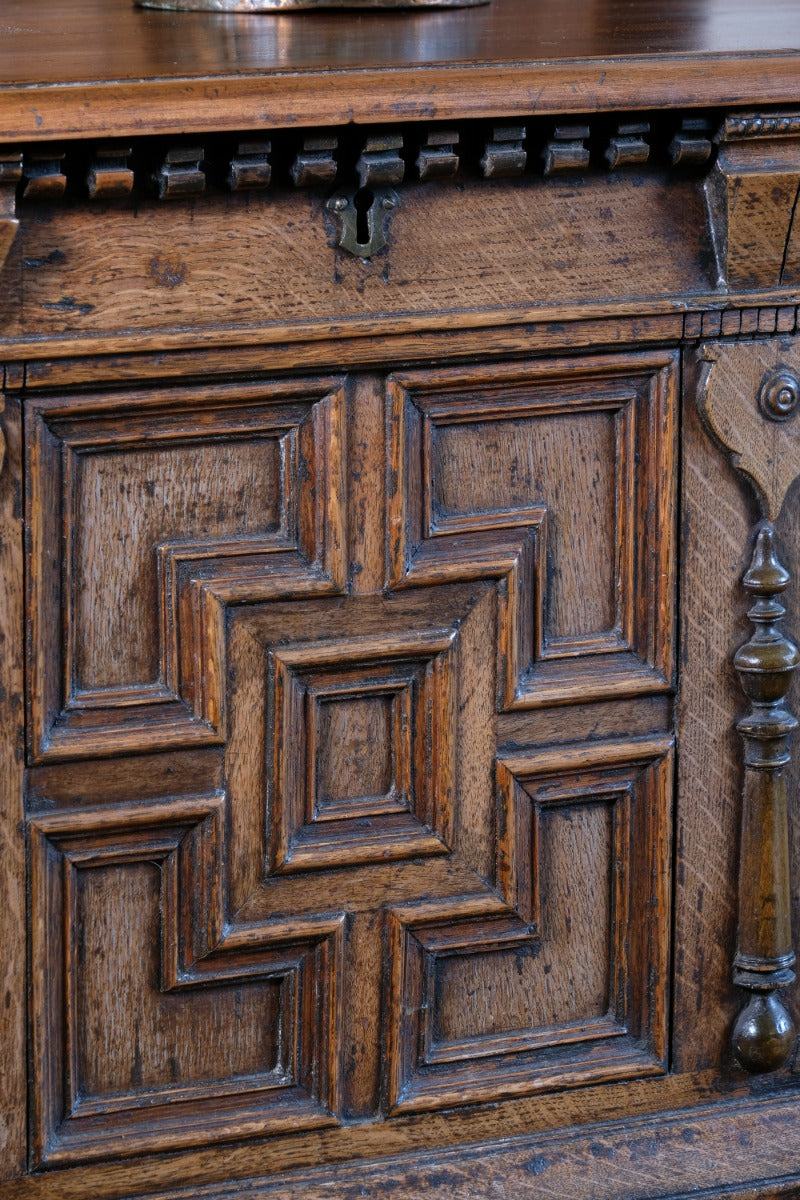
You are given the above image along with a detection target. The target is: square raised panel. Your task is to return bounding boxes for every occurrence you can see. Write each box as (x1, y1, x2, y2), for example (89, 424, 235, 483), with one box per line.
(221, 582, 495, 923)
(388, 353, 677, 707)
(29, 797, 342, 1165)
(26, 377, 346, 762)
(387, 737, 673, 1112)
(269, 631, 457, 873)
(313, 682, 410, 817)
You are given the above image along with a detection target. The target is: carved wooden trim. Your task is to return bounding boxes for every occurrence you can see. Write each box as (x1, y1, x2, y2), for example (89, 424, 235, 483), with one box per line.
(543, 123, 589, 176)
(669, 116, 713, 165)
(1, 107, 715, 209)
(683, 305, 800, 342)
(15, 108, 800, 293)
(26, 377, 347, 762)
(87, 145, 134, 199)
(699, 345, 800, 521)
(722, 113, 800, 140)
(706, 111, 800, 290)
(698, 337, 800, 1071)
(22, 149, 66, 200)
(731, 522, 798, 1071)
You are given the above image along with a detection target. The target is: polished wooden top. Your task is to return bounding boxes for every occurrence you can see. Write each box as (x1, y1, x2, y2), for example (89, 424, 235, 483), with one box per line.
(2, 0, 800, 140)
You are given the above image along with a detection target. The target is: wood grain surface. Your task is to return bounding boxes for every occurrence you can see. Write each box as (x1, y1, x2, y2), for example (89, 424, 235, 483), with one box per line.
(6, 0, 800, 1188)
(15, 351, 681, 1189)
(86, 1096, 800, 1199)
(673, 347, 800, 1077)
(5, 0, 800, 138)
(6, 174, 710, 354)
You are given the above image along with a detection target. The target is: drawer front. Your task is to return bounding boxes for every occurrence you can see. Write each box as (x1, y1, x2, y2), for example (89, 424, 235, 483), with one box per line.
(1, 171, 709, 353)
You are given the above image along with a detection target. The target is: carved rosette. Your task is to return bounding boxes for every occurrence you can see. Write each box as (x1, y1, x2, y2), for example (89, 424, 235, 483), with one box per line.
(700, 342, 800, 1072)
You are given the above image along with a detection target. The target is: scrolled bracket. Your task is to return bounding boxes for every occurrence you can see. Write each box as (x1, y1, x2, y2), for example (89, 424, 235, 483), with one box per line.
(699, 339, 800, 1073)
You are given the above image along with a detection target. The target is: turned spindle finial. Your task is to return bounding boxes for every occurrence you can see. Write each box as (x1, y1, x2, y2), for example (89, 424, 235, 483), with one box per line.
(700, 344, 800, 1075)
(732, 521, 798, 1072)
(733, 992, 795, 1073)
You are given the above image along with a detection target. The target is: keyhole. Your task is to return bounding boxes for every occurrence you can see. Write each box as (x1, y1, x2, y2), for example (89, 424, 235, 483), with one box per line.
(353, 187, 374, 246)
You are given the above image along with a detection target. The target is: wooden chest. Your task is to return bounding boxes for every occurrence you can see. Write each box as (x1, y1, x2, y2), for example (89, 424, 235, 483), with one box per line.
(4, 2, 800, 1195)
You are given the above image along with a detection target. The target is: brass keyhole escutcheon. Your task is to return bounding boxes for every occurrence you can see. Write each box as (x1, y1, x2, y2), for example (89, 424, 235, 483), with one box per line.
(326, 185, 398, 258)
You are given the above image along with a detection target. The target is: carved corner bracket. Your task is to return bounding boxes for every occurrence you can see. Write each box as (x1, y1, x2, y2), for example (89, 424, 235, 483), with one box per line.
(0, 152, 22, 273)
(699, 340, 800, 1071)
(706, 113, 800, 291)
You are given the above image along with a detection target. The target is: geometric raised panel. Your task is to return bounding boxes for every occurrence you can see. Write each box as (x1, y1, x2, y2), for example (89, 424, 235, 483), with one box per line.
(386, 737, 673, 1113)
(21, 355, 679, 1177)
(269, 629, 457, 872)
(29, 796, 342, 1166)
(220, 577, 496, 911)
(26, 376, 346, 761)
(388, 352, 677, 706)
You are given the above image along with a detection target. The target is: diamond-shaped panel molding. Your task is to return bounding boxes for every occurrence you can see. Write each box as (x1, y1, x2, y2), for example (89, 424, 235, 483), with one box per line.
(269, 629, 457, 873)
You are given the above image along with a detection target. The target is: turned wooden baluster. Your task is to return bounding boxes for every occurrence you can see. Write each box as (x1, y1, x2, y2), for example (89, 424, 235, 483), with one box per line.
(700, 346, 800, 1072)
(732, 522, 798, 1070)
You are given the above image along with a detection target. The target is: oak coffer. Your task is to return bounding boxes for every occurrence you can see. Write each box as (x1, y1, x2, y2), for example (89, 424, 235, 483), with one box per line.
(5, 1, 800, 1197)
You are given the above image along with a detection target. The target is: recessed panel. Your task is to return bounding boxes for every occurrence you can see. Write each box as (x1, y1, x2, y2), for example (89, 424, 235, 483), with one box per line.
(430, 410, 618, 642)
(270, 632, 457, 873)
(73, 862, 282, 1106)
(432, 800, 614, 1046)
(389, 354, 677, 707)
(71, 436, 283, 694)
(387, 739, 672, 1112)
(314, 690, 399, 811)
(30, 798, 341, 1165)
(27, 379, 347, 760)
